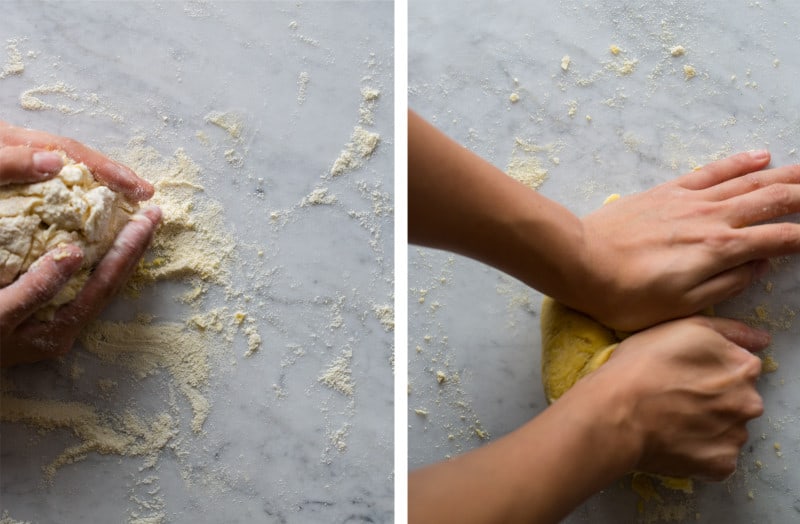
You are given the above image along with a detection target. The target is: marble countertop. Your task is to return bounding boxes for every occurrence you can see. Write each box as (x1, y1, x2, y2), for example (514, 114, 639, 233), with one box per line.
(1, 2, 393, 523)
(409, 1, 799, 522)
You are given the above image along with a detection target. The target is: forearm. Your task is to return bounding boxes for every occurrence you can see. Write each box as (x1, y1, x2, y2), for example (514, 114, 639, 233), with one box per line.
(408, 110, 586, 303)
(409, 377, 637, 524)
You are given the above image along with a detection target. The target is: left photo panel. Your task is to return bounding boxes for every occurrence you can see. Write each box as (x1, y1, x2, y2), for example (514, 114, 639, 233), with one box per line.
(0, 2, 394, 522)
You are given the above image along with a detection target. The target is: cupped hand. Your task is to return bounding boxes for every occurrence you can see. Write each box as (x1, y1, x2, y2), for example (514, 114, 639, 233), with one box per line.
(0, 120, 154, 200)
(0, 206, 162, 367)
(581, 316, 768, 480)
(576, 151, 800, 331)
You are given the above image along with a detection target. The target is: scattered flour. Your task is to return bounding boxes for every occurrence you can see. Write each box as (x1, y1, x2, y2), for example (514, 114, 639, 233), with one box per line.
(329, 126, 380, 177)
(204, 111, 243, 140)
(300, 187, 337, 206)
(20, 81, 80, 113)
(0, 395, 176, 481)
(318, 348, 354, 396)
(1, 39, 25, 78)
(373, 304, 395, 331)
(330, 86, 381, 176)
(297, 71, 310, 104)
(505, 138, 558, 190)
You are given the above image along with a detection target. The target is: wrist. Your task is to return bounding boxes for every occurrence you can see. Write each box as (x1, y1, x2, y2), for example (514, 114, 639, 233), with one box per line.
(557, 368, 643, 477)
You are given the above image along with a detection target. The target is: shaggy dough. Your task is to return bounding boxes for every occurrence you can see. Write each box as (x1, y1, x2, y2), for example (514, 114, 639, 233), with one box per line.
(0, 156, 136, 314)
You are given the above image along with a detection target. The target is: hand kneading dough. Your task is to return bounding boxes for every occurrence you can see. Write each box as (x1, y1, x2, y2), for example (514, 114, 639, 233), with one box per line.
(0, 155, 136, 316)
(539, 192, 694, 494)
(540, 296, 693, 494)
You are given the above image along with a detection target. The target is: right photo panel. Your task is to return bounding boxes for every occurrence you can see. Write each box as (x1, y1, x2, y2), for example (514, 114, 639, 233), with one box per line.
(407, 1, 800, 522)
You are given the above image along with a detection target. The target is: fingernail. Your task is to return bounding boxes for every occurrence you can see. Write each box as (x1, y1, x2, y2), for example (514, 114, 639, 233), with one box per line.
(755, 329, 771, 346)
(748, 149, 769, 161)
(33, 151, 64, 175)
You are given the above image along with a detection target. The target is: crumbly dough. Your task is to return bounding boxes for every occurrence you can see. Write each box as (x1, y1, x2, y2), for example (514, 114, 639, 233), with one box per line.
(0, 156, 135, 313)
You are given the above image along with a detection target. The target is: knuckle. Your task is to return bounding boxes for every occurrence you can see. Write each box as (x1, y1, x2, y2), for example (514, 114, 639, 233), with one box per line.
(765, 182, 792, 205)
(774, 222, 800, 248)
(743, 353, 763, 379)
(741, 172, 763, 190)
(745, 394, 765, 419)
(712, 454, 738, 481)
(59, 137, 82, 151)
(733, 426, 750, 447)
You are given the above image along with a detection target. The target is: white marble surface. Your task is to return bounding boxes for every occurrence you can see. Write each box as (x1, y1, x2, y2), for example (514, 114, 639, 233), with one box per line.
(409, 1, 800, 522)
(1, 2, 393, 523)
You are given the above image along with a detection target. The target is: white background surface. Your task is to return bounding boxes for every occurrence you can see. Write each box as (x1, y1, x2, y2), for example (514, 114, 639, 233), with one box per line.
(408, 1, 800, 522)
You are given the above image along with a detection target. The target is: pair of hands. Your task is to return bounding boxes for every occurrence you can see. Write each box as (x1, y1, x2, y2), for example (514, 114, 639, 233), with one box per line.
(0, 121, 160, 367)
(573, 150, 799, 481)
(408, 111, 800, 519)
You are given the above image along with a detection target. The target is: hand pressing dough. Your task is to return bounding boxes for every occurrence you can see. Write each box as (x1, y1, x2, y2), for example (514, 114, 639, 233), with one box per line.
(540, 296, 694, 494)
(0, 155, 136, 315)
(539, 193, 693, 495)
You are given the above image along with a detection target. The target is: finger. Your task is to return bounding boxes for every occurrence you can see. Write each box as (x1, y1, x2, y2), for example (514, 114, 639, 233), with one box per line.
(0, 320, 77, 367)
(685, 260, 769, 312)
(0, 244, 83, 331)
(57, 206, 161, 327)
(706, 164, 800, 201)
(723, 182, 800, 227)
(731, 222, 800, 261)
(0, 125, 154, 201)
(701, 317, 771, 352)
(0, 146, 63, 184)
(678, 150, 771, 190)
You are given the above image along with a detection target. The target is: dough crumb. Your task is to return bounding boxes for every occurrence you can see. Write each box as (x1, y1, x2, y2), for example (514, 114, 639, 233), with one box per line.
(762, 354, 779, 373)
(509, 92, 520, 103)
(436, 371, 447, 384)
(670, 45, 686, 57)
(683, 65, 697, 79)
(567, 100, 578, 118)
(609, 44, 621, 55)
(560, 55, 571, 71)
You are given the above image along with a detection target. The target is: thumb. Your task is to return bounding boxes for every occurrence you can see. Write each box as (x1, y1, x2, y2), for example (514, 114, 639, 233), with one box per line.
(0, 244, 83, 330)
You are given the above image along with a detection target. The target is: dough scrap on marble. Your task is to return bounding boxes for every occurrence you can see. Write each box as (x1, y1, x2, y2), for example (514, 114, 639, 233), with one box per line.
(0, 155, 136, 315)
